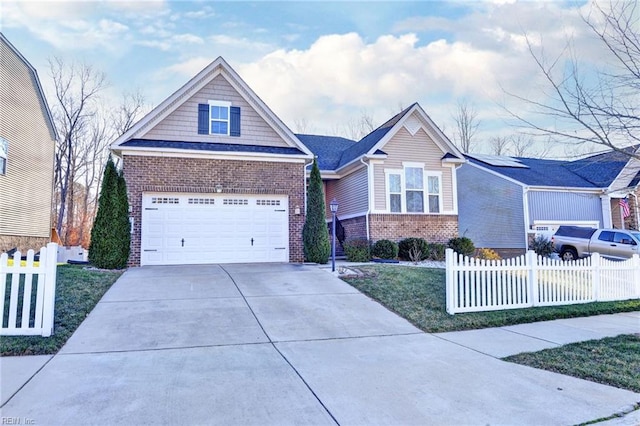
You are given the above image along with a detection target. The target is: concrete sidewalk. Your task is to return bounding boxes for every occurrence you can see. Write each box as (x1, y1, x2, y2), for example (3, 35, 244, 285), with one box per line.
(1, 263, 638, 425)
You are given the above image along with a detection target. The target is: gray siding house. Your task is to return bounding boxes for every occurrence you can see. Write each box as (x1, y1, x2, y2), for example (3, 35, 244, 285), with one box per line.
(458, 149, 639, 256)
(0, 33, 56, 252)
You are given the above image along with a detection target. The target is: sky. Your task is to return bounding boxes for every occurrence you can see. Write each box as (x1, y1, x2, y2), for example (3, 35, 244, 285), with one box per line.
(1, 0, 611, 157)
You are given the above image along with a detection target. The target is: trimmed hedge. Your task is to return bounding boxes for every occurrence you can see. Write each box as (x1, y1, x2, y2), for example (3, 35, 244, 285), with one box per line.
(343, 238, 371, 262)
(448, 237, 475, 256)
(398, 238, 429, 261)
(371, 239, 399, 259)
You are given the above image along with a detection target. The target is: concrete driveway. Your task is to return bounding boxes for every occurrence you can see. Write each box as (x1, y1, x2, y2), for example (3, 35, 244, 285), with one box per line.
(1, 263, 638, 425)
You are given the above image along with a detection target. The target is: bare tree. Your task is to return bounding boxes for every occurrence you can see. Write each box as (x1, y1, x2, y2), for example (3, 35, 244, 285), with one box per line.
(505, 0, 640, 159)
(293, 118, 314, 134)
(341, 109, 376, 141)
(510, 135, 535, 157)
(112, 90, 146, 136)
(452, 98, 481, 153)
(49, 57, 108, 243)
(488, 136, 510, 155)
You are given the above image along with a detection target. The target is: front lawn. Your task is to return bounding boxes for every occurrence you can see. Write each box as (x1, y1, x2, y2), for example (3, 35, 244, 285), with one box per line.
(1, 264, 122, 356)
(341, 265, 640, 333)
(504, 334, 640, 393)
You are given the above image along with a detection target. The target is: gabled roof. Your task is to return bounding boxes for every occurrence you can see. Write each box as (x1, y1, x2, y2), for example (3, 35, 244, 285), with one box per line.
(299, 102, 465, 172)
(0, 32, 57, 141)
(112, 56, 313, 158)
(466, 146, 637, 189)
(295, 134, 357, 170)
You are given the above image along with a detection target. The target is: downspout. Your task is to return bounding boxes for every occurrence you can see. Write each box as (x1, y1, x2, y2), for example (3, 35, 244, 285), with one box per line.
(360, 157, 371, 240)
(304, 158, 314, 215)
(522, 186, 530, 250)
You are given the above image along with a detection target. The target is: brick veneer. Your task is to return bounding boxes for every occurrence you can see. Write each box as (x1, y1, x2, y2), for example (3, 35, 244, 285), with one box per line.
(369, 214, 458, 243)
(337, 214, 459, 243)
(123, 155, 306, 266)
(0, 235, 49, 253)
(337, 216, 368, 242)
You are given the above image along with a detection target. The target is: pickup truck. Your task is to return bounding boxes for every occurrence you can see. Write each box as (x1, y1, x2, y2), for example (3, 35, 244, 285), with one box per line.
(551, 226, 640, 261)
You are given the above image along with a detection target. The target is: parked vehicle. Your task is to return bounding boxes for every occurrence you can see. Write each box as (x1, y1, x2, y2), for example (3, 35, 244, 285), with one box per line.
(551, 226, 640, 261)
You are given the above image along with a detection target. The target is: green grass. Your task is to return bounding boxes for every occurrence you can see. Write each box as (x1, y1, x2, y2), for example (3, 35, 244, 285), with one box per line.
(504, 334, 640, 393)
(1, 264, 122, 356)
(341, 265, 640, 332)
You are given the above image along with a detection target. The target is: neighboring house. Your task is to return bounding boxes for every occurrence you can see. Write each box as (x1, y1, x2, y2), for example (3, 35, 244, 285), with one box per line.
(457, 146, 640, 256)
(111, 57, 314, 266)
(298, 103, 465, 245)
(0, 33, 56, 252)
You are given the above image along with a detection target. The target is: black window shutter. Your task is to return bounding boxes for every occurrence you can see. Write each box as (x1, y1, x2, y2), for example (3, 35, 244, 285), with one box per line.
(198, 104, 209, 134)
(230, 106, 241, 137)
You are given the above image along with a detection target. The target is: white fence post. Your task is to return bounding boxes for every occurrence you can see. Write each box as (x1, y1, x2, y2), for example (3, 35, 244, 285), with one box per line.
(527, 251, 538, 306)
(633, 254, 640, 299)
(592, 252, 600, 302)
(40, 242, 58, 337)
(445, 249, 455, 314)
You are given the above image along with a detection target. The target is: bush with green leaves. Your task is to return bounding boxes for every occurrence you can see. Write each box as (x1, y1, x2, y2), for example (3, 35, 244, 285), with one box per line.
(530, 235, 554, 257)
(89, 156, 131, 269)
(371, 239, 398, 259)
(303, 158, 330, 263)
(448, 237, 475, 256)
(425, 243, 447, 261)
(398, 238, 429, 261)
(343, 238, 371, 262)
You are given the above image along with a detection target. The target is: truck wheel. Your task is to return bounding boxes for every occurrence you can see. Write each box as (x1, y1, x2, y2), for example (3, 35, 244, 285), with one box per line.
(561, 248, 578, 261)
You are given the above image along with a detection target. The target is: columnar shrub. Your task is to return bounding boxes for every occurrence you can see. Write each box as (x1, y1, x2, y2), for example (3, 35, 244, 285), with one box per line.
(303, 158, 330, 263)
(343, 238, 371, 262)
(371, 239, 398, 259)
(89, 156, 131, 269)
(448, 237, 475, 256)
(398, 238, 428, 261)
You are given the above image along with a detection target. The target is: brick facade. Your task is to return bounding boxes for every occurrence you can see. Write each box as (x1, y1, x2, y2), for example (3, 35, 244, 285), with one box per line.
(0, 235, 49, 253)
(337, 213, 459, 244)
(369, 214, 458, 243)
(337, 216, 368, 242)
(123, 155, 306, 266)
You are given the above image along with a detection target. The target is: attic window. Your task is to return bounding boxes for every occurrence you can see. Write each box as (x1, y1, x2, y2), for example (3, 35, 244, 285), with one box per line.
(209, 101, 230, 135)
(0, 137, 7, 175)
(198, 101, 241, 137)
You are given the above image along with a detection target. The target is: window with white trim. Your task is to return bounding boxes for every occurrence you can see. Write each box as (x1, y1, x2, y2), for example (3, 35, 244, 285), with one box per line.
(208, 100, 230, 135)
(388, 173, 402, 213)
(405, 166, 424, 213)
(426, 173, 442, 213)
(385, 164, 442, 214)
(0, 137, 7, 175)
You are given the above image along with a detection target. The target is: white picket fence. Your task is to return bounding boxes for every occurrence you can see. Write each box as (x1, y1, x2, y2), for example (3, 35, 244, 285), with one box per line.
(445, 249, 640, 314)
(1, 243, 58, 336)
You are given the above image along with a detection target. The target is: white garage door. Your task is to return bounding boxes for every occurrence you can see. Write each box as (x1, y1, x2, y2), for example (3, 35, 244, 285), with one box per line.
(141, 193, 289, 265)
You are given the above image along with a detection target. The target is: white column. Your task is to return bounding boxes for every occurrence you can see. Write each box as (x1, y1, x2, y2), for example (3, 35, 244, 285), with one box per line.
(600, 194, 612, 228)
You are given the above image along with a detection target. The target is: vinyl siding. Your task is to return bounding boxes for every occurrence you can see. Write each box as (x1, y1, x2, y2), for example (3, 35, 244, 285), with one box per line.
(528, 191, 603, 225)
(325, 166, 368, 219)
(373, 125, 454, 212)
(458, 164, 525, 249)
(143, 74, 289, 148)
(0, 38, 55, 239)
